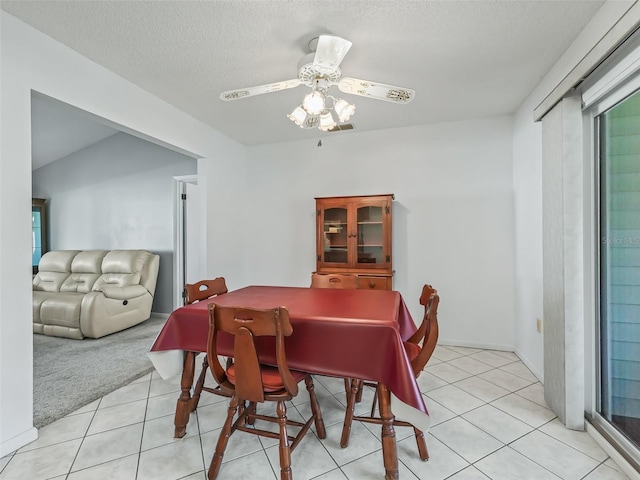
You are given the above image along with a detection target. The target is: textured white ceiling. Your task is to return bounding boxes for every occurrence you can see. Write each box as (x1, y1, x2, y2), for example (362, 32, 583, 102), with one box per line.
(3, 0, 605, 149)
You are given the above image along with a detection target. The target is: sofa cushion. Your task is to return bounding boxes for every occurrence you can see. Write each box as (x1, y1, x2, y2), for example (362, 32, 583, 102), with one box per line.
(59, 251, 107, 293)
(39, 250, 79, 272)
(40, 293, 85, 328)
(71, 250, 107, 273)
(103, 250, 150, 274)
(33, 291, 58, 323)
(32, 250, 79, 292)
(61, 273, 101, 293)
(33, 271, 70, 292)
(92, 250, 148, 291)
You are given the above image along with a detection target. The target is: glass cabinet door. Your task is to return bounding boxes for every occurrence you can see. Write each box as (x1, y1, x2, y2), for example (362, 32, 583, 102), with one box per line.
(316, 194, 393, 277)
(320, 206, 349, 265)
(356, 205, 384, 266)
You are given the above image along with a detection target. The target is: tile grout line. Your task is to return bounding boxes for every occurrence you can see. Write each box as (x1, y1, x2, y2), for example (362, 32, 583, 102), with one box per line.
(2, 349, 625, 480)
(63, 394, 104, 479)
(134, 373, 154, 480)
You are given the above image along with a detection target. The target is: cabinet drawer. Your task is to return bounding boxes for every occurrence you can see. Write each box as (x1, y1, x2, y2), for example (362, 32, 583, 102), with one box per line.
(358, 276, 390, 290)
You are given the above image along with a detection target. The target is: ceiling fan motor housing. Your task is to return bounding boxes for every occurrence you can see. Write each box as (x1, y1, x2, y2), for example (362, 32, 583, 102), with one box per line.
(297, 52, 342, 85)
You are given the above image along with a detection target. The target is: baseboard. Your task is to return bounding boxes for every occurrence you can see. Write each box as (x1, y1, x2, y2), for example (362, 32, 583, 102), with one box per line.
(0, 427, 37, 457)
(437, 340, 545, 383)
(438, 339, 515, 353)
(587, 421, 640, 480)
(513, 346, 543, 383)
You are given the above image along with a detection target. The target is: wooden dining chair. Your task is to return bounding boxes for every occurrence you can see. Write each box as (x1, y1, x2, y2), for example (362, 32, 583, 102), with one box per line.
(340, 285, 440, 461)
(310, 272, 360, 398)
(310, 272, 359, 289)
(184, 277, 228, 304)
(206, 304, 326, 480)
(184, 277, 229, 411)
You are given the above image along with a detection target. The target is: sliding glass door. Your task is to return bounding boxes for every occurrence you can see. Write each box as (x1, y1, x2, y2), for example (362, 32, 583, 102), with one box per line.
(598, 88, 640, 450)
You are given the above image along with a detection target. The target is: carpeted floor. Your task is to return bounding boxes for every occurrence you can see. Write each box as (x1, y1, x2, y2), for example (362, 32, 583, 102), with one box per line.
(33, 313, 168, 428)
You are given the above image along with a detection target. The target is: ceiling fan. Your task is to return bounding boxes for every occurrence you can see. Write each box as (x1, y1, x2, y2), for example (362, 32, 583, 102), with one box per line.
(219, 35, 415, 131)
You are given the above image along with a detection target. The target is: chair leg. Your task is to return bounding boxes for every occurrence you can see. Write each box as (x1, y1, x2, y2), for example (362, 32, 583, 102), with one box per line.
(344, 377, 364, 403)
(208, 394, 239, 480)
(355, 380, 364, 403)
(237, 400, 247, 427)
(305, 376, 326, 439)
(191, 355, 209, 412)
(276, 401, 293, 480)
(414, 426, 429, 460)
(343, 377, 351, 403)
(370, 387, 379, 417)
(246, 401, 257, 425)
(340, 378, 359, 448)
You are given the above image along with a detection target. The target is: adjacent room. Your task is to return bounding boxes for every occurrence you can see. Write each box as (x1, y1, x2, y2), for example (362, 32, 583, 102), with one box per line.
(30, 93, 198, 427)
(2, 1, 640, 479)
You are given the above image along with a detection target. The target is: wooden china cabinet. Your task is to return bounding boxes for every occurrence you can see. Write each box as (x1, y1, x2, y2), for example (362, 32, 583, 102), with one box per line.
(314, 194, 394, 290)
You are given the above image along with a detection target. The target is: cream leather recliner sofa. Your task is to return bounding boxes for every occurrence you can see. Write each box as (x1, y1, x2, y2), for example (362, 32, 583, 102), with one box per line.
(33, 250, 160, 339)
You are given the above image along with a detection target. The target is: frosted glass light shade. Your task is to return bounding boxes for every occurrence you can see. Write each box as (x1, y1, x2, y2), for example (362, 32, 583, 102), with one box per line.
(319, 111, 337, 131)
(334, 98, 356, 122)
(288, 106, 307, 126)
(302, 91, 326, 115)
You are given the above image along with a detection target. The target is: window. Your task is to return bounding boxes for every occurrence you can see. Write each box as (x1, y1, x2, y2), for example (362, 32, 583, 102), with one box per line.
(32, 198, 47, 274)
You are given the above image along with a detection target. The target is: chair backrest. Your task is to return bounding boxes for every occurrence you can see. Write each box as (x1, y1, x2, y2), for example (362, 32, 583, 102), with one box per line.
(410, 293, 439, 376)
(207, 304, 297, 402)
(185, 277, 228, 304)
(419, 284, 437, 308)
(407, 284, 437, 345)
(310, 273, 359, 289)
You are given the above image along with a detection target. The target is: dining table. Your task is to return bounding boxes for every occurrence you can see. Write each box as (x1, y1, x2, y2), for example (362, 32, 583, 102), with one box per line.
(148, 285, 431, 479)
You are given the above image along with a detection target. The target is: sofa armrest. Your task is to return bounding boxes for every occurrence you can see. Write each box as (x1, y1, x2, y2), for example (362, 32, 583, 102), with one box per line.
(99, 285, 148, 300)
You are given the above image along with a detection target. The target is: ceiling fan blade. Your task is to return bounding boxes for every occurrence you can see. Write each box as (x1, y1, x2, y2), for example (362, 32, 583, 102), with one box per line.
(220, 79, 302, 101)
(338, 77, 415, 104)
(313, 35, 352, 74)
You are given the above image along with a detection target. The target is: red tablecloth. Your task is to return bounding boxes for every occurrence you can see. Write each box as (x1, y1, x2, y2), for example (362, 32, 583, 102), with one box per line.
(150, 285, 427, 415)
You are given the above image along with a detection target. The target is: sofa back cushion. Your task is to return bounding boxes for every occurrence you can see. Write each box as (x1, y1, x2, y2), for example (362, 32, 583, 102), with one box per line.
(33, 250, 79, 292)
(92, 250, 149, 290)
(60, 250, 107, 293)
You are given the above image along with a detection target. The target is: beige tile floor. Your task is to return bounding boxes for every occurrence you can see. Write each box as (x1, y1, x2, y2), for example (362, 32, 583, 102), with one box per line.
(0, 345, 631, 480)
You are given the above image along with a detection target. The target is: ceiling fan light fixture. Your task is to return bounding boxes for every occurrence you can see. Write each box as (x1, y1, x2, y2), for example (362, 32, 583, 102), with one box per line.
(334, 98, 356, 122)
(302, 90, 326, 115)
(318, 111, 337, 131)
(220, 34, 415, 136)
(288, 105, 308, 127)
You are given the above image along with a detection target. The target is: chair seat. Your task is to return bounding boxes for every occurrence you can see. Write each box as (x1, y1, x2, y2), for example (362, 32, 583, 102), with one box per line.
(226, 364, 308, 392)
(207, 304, 325, 480)
(403, 341, 421, 362)
(341, 288, 439, 463)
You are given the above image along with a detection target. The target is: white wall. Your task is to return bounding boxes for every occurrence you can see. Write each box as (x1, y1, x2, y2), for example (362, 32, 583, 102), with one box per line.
(510, 0, 635, 383)
(32, 132, 197, 313)
(512, 98, 545, 381)
(0, 11, 246, 455)
(246, 117, 516, 350)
